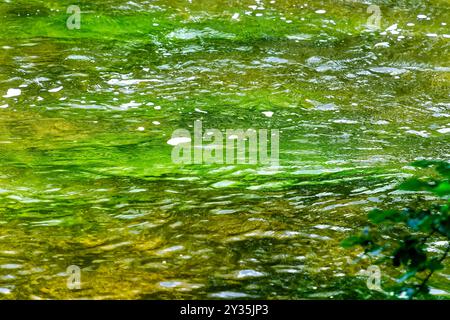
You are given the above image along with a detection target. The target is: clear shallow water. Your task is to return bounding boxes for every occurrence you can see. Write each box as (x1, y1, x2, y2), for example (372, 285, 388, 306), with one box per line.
(0, 0, 449, 299)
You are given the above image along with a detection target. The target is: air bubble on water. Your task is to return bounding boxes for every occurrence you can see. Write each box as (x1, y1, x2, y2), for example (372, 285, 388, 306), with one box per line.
(374, 42, 390, 48)
(167, 137, 191, 146)
(48, 86, 63, 93)
(237, 270, 265, 278)
(386, 24, 397, 31)
(437, 128, 450, 134)
(195, 108, 207, 113)
(3, 88, 21, 98)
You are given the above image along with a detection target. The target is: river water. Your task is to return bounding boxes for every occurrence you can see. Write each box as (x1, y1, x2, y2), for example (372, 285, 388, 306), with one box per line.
(0, 0, 449, 299)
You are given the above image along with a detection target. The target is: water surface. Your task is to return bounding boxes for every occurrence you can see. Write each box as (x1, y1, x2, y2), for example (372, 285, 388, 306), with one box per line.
(0, 0, 449, 299)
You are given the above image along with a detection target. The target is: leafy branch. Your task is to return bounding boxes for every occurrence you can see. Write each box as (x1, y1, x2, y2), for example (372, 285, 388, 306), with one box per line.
(342, 160, 450, 299)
